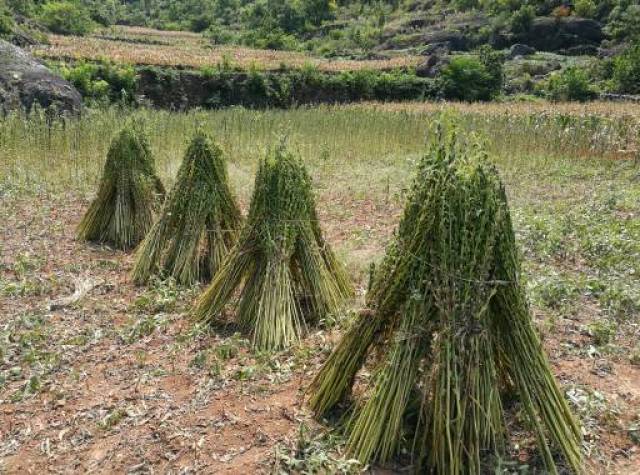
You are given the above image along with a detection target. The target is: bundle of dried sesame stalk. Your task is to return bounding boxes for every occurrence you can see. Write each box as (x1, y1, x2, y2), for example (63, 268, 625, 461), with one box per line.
(309, 123, 582, 474)
(77, 122, 164, 250)
(132, 131, 241, 286)
(194, 142, 351, 350)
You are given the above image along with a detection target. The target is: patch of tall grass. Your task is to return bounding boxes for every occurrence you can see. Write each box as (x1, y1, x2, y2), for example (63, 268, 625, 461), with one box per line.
(1, 103, 636, 198)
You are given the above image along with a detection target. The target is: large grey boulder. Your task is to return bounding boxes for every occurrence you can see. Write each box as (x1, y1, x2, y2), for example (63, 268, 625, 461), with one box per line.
(508, 43, 536, 59)
(416, 54, 450, 78)
(0, 39, 82, 115)
(515, 17, 604, 52)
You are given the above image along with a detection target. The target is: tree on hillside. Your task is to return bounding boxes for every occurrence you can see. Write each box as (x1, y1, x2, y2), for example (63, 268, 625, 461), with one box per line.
(39, 1, 94, 35)
(303, 0, 337, 25)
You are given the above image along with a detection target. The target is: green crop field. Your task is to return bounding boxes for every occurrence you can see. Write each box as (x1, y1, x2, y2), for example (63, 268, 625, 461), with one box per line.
(1, 102, 639, 473)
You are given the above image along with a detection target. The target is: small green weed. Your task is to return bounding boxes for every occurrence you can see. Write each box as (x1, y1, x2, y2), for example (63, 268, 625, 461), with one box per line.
(98, 408, 127, 430)
(273, 424, 361, 474)
(119, 314, 169, 344)
(586, 320, 617, 346)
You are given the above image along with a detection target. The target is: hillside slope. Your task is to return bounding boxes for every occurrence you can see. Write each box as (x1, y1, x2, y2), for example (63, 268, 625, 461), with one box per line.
(2, 1, 640, 105)
(1, 0, 638, 57)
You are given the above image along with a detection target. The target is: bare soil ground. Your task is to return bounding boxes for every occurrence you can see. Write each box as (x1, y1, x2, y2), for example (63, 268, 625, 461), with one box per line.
(1, 188, 639, 474)
(0, 190, 402, 474)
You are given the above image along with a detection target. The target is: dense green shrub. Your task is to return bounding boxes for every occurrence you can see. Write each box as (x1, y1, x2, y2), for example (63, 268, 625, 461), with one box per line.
(58, 60, 137, 103)
(241, 27, 299, 50)
(439, 49, 504, 101)
(574, 0, 597, 18)
(303, 0, 337, 26)
(206, 25, 239, 45)
(453, 0, 479, 11)
(0, 1, 13, 35)
(612, 44, 640, 94)
(5, 0, 35, 15)
(0, 15, 11, 35)
(139, 65, 435, 109)
(479, 45, 504, 86)
(605, 2, 640, 41)
(38, 1, 94, 35)
(539, 66, 597, 101)
(81, 0, 120, 27)
(190, 13, 213, 32)
(510, 4, 535, 34)
(243, 0, 305, 34)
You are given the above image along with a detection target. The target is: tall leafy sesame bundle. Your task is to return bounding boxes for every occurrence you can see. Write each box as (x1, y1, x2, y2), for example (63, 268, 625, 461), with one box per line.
(131, 131, 241, 286)
(77, 124, 165, 250)
(193, 143, 352, 350)
(308, 124, 582, 474)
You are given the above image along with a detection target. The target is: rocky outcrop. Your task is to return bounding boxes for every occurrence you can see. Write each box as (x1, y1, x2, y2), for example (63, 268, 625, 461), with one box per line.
(377, 11, 605, 57)
(416, 54, 450, 78)
(515, 17, 604, 52)
(0, 39, 82, 114)
(508, 44, 536, 59)
(561, 44, 598, 56)
(380, 14, 490, 53)
(420, 30, 470, 52)
(600, 93, 640, 103)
